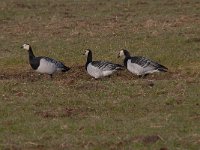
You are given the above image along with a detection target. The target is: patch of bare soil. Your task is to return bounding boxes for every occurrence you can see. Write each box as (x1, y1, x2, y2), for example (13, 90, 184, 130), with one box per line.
(117, 69, 199, 81)
(1, 144, 21, 150)
(186, 37, 200, 43)
(54, 65, 89, 85)
(160, 148, 168, 150)
(190, 113, 200, 120)
(25, 142, 45, 150)
(36, 107, 95, 118)
(123, 135, 162, 145)
(0, 70, 39, 81)
(135, 1, 148, 5)
(0, 66, 199, 84)
(104, 135, 163, 149)
(0, 66, 87, 83)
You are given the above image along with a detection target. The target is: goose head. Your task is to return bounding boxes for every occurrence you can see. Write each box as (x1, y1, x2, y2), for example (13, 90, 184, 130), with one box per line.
(83, 49, 92, 57)
(21, 43, 31, 50)
(118, 49, 130, 58)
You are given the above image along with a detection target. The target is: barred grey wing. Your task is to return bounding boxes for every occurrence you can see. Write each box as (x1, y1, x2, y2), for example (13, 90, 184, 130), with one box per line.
(91, 61, 122, 71)
(43, 57, 65, 68)
(130, 56, 168, 71)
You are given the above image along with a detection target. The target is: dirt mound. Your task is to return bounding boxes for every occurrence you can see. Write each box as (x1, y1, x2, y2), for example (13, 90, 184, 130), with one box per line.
(36, 107, 95, 118)
(0, 66, 199, 83)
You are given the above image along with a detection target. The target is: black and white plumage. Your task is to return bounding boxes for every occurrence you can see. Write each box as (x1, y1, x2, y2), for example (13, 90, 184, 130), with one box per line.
(118, 49, 168, 77)
(21, 44, 70, 78)
(84, 49, 123, 79)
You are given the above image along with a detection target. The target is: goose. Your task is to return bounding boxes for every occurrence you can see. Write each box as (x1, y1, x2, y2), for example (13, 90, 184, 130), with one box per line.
(84, 49, 123, 79)
(21, 43, 70, 78)
(118, 49, 168, 78)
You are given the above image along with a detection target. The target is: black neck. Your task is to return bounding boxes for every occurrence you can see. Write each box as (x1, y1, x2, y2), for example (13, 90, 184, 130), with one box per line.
(28, 47, 35, 60)
(124, 50, 131, 58)
(124, 57, 130, 68)
(123, 51, 131, 68)
(85, 51, 92, 70)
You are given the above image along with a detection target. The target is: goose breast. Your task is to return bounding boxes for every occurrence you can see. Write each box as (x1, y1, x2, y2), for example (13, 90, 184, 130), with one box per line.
(36, 58, 57, 74)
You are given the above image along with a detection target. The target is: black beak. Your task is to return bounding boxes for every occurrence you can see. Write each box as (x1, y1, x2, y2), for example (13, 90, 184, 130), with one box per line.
(21, 46, 23, 48)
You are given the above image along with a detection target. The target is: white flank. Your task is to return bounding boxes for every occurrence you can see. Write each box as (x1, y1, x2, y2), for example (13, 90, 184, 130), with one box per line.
(87, 63, 102, 78)
(36, 58, 57, 74)
(127, 59, 159, 75)
(102, 70, 115, 77)
(87, 63, 116, 79)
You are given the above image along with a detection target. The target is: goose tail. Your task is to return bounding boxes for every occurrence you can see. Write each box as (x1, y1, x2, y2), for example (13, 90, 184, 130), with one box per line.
(157, 64, 168, 72)
(61, 65, 70, 72)
(115, 64, 124, 70)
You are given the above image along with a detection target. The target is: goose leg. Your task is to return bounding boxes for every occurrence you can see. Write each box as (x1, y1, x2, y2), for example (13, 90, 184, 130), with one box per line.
(143, 74, 149, 78)
(49, 74, 53, 79)
(107, 75, 111, 78)
(139, 74, 149, 79)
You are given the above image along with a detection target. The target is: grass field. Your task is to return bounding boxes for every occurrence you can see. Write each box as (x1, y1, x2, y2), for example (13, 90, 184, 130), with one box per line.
(0, 0, 200, 149)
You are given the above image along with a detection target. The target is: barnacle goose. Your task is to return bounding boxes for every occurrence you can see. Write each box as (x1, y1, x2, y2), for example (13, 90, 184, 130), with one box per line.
(21, 43, 70, 78)
(118, 49, 168, 78)
(84, 49, 123, 79)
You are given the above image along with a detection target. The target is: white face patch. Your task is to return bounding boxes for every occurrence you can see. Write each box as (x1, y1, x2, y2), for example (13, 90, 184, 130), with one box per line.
(22, 44, 30, 50)
(119, 50, 125, 57)
(85, 50, 89, 56)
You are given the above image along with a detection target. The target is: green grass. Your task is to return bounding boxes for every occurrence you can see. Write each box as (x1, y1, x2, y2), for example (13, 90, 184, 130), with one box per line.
(0, 0, 200, 149)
